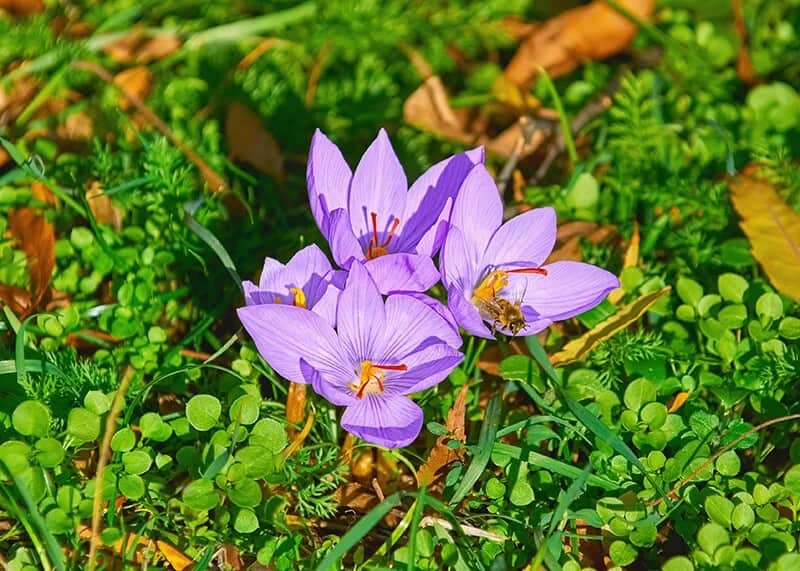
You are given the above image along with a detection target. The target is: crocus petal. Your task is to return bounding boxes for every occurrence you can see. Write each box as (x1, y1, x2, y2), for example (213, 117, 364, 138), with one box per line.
(447, 284, 494, 339)
(308, 280, 341, 327)
(385, 343, 463, 396)
(364, 253, 440, 294)
(520, 261, 620, 321)
(257, 244, 331, 295)
(242, 280, 262, 305)
(307, 129, 352, 238)
(348, 129, 407, 249)
(441, 225, 480, 291)
(395, 292, 462, 349)
(480, 207, 557, 271)
(336, 263, 386, 363)
(448, 164, 502, 258)
(341, 395, 423, 448)
(493, 306, 553, 337)
(397, 152, 476, 255)
(304, 360, 356, 407)
(237, 304, 349, 383)
(328, 208, 364, 267)
(375, 294, 462, 363)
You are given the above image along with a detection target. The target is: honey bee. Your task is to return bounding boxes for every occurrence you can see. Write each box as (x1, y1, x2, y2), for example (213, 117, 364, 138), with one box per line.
(474, 295, 528, 336)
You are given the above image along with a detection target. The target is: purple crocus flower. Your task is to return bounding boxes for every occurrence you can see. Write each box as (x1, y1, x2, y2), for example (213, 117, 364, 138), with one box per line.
(307, 128, 483, 294)
(237, 264, 463, 448)
(441, 165, 620, 339)
(242, 244, 343, 327)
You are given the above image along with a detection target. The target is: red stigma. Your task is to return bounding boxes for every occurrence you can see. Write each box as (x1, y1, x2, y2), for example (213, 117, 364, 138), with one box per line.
(373, 363, 408, 371)
(507, 267, 548, 276)
(366, 212, 400, 260)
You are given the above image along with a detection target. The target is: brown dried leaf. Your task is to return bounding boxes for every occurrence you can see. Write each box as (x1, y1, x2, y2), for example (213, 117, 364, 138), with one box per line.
(476, 340, 528, 377)
(55, 111, 94, 142)
(102, 28, 181, 63)
(607, 220, 639, 304)
(548, 221, 617, 262)
(113, 66, 152, 110)
(4, 204, 55, 315)
(729, 174, 800, 302)
(403, 75, 544, 158)
(417, 382, 469, 488)
(86, 182, 123, 230)
(225, 102, 284, 180)
(0, 0, 44, 16)
(504, 0, 656, 88)
(77, 526, 193, 570)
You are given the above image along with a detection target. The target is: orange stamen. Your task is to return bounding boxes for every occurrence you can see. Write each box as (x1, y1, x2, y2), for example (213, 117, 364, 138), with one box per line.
(365, 212, 401, 260)
(352, 360, 407, 399)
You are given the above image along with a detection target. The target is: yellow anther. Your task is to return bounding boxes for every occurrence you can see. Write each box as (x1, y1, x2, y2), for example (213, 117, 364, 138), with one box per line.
(472, 270, 509, 302)
(289, 287, 307, 308)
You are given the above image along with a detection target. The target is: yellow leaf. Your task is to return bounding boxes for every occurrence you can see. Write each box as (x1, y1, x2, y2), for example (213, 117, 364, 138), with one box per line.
(608, 220, 640, 304)
(729, 174, 800, 301)
(550, 286, 671, 367)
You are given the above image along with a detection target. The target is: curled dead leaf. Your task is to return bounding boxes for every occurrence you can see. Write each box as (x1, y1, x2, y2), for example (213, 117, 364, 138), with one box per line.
(225, 102, 284, 180)
(86, 182, 123, 230)
(285, 381, 307, 438)
(102, 28, 181, 63)
(668, 391, 690, 413)
(113, 66, 152, 110)
(550, 286, 671, 367)
(417, 382, 469, 489)
(608, 220, 640, 304)
(548, 221, 618, 263)
(0, 0, 44, 16)
(504, 0, 656, 88)
(77, 526, 192, 570)
(729, 173, 800, 302)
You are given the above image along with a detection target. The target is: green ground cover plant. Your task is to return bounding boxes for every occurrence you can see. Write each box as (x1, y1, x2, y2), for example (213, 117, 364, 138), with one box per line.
(1, 0, 800, 569)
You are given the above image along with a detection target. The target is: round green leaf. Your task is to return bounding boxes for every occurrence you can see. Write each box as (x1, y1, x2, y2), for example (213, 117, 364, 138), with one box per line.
(66, 408, 100, 443)
(485, 477, 506, 499)
(12, 401, 50, 437)
(229, 394, 260, 426)
(140, 413, 172, 442)
(776, 554, 800, 571)
(756, 293, 783, 320)
(718, 273, 748, 303)
(715, 451, 740, 476)
(783, 465, 800, 494)
(234, 508, 259, 533)
(235, 446, 276, 479)
(183, 478, 220, 511)
(0, 441, 31, 475)
(228, 478, 262, 508)
(186, 395, 221, 431)
(662, 556, 694, 571)
(57, 485, 81, 511)
(509, 481, 534, 507)
(35, 438, 64, 468)
(697, 522, 729, 555)
(629, 523, 657, 547)
(704, 495, 734, 528)
(623, 379, 657, 412)
(609, 540, 637, 566)
(83, 391, 110, 415)
(640, 402, 668, 430)
(44, 508, 73, 534)
(110, 428, 136, 452)
(250, 418, 288, 453)
(718, 304, 747, 329)
(732, 503, 755, 530)
(778, 317, 800, 340)
(122, 450, 152, 475)
(676, 277, 703, 305)
(118, 474, 145, 500)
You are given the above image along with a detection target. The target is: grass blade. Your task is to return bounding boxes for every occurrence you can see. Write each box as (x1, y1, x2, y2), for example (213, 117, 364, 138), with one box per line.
(492, 444, 616, 491)
(525, 335, 670, 503)
(183, 201, 242, 291)
(314, 492, 402, 571)
(449, 392, 503, 505)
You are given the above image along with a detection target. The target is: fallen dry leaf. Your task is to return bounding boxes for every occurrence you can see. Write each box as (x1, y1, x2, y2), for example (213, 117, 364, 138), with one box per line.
(476, 340, 528, 377)
(550, 286, 671, 367)
(102, 28, 181, 63)
(417, 382, 470, 488)
(668, 391, 690, 413)
(403, 75, 545, 158)
(608, 220, 640, 304)
(55, 111, 94, 142)
(113, 66, 152, 110)
(729, 174, 800, 302)
(504, 0, 656, 89)
(548, 221, 618, 263)
(77, 526, 192, 570)
(86, 182, 123, 230)
(225, 102, 284, 180)
(0, 0, 43, 16)
(732, 0, 756, 84)
(1, 202, 56, 316)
